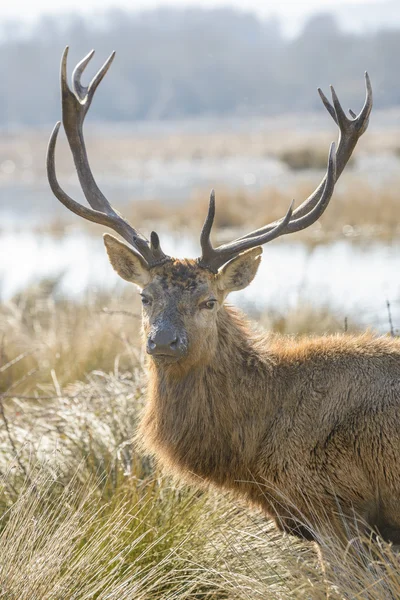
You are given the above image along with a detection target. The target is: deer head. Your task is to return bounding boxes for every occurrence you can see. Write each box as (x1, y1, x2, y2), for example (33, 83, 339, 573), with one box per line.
(47, 47, 372, 366)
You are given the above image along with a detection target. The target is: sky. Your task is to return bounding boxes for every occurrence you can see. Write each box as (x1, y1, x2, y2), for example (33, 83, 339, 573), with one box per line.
(0, 0, 382, 22)
(0, 0, 396, 39)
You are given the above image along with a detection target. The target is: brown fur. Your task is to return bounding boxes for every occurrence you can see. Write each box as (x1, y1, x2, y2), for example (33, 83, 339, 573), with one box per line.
(105, 237, 400, 546)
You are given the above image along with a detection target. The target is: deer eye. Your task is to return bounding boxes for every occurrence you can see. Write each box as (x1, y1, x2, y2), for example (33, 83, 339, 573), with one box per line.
(199, 299, 217, 310)
(140, 294, 152, 306)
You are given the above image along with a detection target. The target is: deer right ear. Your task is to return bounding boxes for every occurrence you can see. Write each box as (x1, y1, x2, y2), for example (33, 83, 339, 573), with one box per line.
(103, 234, 151, 288)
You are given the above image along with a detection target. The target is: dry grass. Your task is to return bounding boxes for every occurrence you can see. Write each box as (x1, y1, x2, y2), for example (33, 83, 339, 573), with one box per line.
(20, 169, 400, 245)
(120, 176, 400, 245)
(1, 361, 399, 598)
(0, 279, 143, 394)
(277, 146, 350, 171)
(253, 304, 354, 336)
(0, 285, 398, 599)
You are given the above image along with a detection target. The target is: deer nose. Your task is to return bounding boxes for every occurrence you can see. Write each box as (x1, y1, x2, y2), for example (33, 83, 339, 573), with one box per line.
(147, 329, 185, 358)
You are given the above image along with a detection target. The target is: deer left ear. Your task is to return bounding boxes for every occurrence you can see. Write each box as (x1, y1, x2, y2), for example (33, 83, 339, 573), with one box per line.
(217, 247, 262, 294)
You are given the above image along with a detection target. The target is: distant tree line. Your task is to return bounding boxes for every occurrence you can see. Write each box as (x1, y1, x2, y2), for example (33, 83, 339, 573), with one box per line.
(0, 7, 400, 126)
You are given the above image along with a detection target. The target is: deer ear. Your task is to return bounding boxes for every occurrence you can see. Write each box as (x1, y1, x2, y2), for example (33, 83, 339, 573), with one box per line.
(217, 247, 262, 294)
(103, 233, 151, 288)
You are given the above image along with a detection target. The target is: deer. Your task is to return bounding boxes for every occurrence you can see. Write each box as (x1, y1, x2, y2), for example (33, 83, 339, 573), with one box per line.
(47, 48, 400, 556)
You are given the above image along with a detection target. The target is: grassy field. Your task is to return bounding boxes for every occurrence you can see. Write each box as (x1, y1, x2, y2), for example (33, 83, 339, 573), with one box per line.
(1, 116, 400, 597)
(0, 283, 399, 599)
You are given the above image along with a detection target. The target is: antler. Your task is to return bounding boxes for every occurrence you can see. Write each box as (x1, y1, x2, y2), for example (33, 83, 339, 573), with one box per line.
(47, 47, 169, 268)
(198, 73, 372, 273)
(47, 50, 372, 274)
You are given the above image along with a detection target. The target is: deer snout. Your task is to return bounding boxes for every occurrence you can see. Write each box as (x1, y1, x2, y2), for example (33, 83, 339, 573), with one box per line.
(147, 328, 187, 359)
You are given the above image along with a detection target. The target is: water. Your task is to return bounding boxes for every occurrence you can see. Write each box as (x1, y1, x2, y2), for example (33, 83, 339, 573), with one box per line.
(1, 230, 400, 332)
(0, 156, 286, 228)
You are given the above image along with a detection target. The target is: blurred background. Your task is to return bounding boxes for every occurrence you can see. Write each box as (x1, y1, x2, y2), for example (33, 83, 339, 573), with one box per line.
(1, 0, 400, 334)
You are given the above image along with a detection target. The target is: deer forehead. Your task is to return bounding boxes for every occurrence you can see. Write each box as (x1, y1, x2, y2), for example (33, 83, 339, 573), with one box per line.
(145, 260, 217, 304)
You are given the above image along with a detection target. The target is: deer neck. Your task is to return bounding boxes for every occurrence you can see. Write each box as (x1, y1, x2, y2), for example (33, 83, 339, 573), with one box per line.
(140, 305, 274, 487)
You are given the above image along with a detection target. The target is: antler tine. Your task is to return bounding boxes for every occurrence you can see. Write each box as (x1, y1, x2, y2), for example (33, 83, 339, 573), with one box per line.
(197, 143, 336, 273)
(356, 71, 372, 136)
(72, 48, 115, 107)
(47, 47, 169, 267)
(199, 189, 216, 260)
(70, 49, 95, 101)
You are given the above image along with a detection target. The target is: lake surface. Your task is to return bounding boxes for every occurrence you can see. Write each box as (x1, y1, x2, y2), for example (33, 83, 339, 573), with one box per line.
(1, 230, 400, 333)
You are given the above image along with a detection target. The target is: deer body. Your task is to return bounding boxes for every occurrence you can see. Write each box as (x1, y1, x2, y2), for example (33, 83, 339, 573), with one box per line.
(47, 48, 380, 546)
(140, 302, 400, 544)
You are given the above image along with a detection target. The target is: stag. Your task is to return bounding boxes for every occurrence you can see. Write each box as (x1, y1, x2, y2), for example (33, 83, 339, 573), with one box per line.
(47, 48, 400, 553)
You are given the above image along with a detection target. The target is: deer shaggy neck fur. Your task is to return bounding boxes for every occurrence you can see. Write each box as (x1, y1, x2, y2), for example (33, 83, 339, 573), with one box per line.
(139, 305, 400, 544)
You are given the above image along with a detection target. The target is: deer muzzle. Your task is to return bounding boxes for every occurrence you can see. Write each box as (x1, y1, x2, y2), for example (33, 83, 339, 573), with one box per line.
(147, 325, 188, 359)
